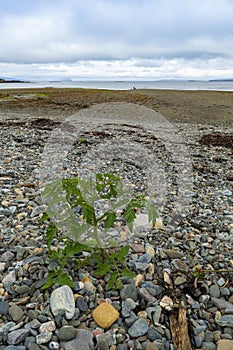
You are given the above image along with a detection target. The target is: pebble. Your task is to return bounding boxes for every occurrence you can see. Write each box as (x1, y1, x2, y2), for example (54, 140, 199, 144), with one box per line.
(0, 300, 9, 315)
(49, 341, 60, 350)
(163, 249, 185, 259)
(210, 283, 221, 298)
(39, 321, 56, 333)
(50, 285, 75, 320)
(1, 251, 15, 262)
(211, 297, 233, 310)
(217, 315, 233, 327)
(36, 332, 53, 344)
(128, 318, 149, 338)
(56, 325, 77, 341)
(2, 270, 16, 285)
(61, 329, 94, 350)
(0, 121, 233, 349)
(9, 305, 24, 322)
(7, 329, 29, 345)
(121, 299, 136, 317)
(76, 297, 89, 312)
(217, 339, 233, 350)
(146, 343, 160, 350)
(120, 283, 138, 301)
(92, 302, 119, 329)
(171, 258, 189, 273)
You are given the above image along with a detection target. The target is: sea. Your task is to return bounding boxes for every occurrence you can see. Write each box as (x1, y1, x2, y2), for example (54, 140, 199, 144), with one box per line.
(1, 80, 233, 91)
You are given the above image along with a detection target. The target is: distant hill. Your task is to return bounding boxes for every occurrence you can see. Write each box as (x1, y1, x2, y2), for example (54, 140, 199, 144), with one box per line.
(0, 77, 28, 83)
(209, 79, 233, 82)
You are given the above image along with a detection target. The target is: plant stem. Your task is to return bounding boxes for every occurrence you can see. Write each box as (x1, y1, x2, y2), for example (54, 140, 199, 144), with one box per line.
(93, 219, 104, 249)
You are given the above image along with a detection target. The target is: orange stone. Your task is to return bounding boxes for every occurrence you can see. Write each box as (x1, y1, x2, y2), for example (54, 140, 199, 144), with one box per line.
(82, 276, 91, 283)
(92, 302, 119, 329)
(34, 247, 43, 253)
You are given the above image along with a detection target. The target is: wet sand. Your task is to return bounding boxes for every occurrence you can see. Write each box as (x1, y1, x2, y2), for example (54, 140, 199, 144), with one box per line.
(0, 88, 233, 126)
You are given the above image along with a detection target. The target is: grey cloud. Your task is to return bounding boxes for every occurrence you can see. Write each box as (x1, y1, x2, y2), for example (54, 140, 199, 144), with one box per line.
(1, 0, 233, 64)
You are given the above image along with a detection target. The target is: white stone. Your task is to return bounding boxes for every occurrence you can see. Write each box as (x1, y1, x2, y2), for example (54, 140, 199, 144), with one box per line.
(134, 214, 151, 228)
(36, 332, 53, 345)
(50, 285, 75, 320)
(39, 321, 56, 333)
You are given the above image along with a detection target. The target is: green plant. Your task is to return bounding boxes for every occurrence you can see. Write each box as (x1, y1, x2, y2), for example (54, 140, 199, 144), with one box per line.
(40, 173, 157, 289)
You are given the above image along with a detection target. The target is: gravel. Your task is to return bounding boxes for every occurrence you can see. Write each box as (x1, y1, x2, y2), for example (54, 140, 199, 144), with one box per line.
(0, 118, 233, 349)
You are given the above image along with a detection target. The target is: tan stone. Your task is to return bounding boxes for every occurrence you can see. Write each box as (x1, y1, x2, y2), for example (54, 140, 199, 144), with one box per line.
(217, 339, 233, 350)
(92, 302, 119, 329)
(146, 342, 159, 350)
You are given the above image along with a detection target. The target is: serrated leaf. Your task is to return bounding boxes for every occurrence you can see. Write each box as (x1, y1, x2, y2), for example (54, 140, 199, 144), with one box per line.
(63, 241, 90, 257)
(62, 178, 79, 198)
(106, 271, 119, 290)
(104, 212, 116, 229)
(82, 202, 95, 225)
(39, 212, 49, 224)
(41, 279, 54, 290)
(147, 201, 158, 225)
(94, 263, 111, 276)
(115, 245, 130, 261)
(123, 205, 136, 232)
(54, 271, 74, 288)
(45, 222, 58, 249)
(121, 268, 136, 278)
(96, 173, 121, 199)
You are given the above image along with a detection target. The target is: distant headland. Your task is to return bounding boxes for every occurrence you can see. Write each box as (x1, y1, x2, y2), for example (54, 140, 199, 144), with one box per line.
(0, 78, 29, 83)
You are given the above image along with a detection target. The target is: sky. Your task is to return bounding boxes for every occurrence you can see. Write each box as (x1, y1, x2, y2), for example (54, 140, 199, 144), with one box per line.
(1, 0, 233, 80)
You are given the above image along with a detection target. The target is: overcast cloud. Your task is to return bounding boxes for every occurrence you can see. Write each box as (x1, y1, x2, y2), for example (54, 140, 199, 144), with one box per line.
(1, 0, 233, 80)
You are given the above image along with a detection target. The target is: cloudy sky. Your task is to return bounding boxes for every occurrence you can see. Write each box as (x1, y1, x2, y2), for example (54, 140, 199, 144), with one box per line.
(1, 0, 233, 80)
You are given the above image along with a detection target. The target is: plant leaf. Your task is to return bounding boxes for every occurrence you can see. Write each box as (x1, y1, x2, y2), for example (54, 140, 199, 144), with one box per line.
(94, 263, 111, 276)
(121, 267, 136, 278)
(104, 212, 117, 229)
(146, 200, 158, 225)
(123, 204, 136, 232)
(106, 271, 119, 290)
(45, 222, 58, 249)
(115, 245, 130, 261)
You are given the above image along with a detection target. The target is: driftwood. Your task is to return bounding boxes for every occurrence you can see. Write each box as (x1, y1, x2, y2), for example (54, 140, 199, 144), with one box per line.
(169, 300, 192, 350)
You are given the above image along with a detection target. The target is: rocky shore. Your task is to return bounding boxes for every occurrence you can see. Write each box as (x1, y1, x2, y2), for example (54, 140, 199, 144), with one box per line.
(0, 89, 233, 350)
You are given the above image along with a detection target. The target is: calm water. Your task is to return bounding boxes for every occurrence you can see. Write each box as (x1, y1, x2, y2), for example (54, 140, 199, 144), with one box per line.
(1, 80, 233, 91)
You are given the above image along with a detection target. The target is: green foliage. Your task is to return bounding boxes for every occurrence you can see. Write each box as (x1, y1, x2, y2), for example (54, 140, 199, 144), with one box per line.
(41, 173, 157, 289)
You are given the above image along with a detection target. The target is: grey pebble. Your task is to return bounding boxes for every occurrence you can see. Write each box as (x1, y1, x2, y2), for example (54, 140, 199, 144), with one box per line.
(211, 297, 233, 310)
(120, 283, 138, 301)
(7, 329, 29, 345)
(201, 342, 217, 350)
(56, 326, 77, 341)
(76, 297, 88, 312)
(61, 329, 94, 350)
(9, 305, 24, 322)
(1, 251, 15, 262)
(0, 301, 9, 315)
(164, 249, 185, 259)
(128, 318, 149, 338)
(138, 287, 156, 303)
(209, 283, 220, 298)
(217, 315, 233, 327)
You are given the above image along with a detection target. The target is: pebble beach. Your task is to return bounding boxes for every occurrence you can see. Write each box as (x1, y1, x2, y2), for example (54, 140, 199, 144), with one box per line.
(0, 88, 233, 350)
